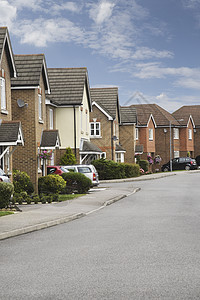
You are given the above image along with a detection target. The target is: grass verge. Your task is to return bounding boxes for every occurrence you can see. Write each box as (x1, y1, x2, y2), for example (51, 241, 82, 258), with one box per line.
(0, 211, 14, 217)
(58, 194, 85, 202)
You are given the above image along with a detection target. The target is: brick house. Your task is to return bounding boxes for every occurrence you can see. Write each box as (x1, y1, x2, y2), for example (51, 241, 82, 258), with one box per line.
(90, 87, 124, 162)
(11, 54, 60, 191)
(173, 106, 197, 157)
(0, 27, 24, 178)
(47, 68, 102, 165)
(119, 106, 137, 163)
(131, 103, 194, 165)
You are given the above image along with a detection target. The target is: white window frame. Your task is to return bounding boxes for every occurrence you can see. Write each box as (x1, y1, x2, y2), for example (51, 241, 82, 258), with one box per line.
(188, 129, 192, 140)
(174, 151, 179, 158)
(49, 108, 53, 129)
(115, 152, 124, 163)
(90, 122, 101, 137)
(173, 128, 179, 139)
(135, 128, 139, 140)
(1, 77, 6, 111)
(38, 94, 42, 121)
(149, 128, 153, 141)
(85, 110, 88, 134)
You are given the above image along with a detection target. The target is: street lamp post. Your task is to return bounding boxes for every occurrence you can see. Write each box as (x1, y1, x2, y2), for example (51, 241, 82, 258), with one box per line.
(169, 121, 172, 172)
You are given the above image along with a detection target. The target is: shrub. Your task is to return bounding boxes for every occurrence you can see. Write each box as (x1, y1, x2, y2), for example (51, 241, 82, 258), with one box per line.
(60, 147, 76, 165)
(26, 195, 32, 205)
(92, 159, 126, 180)
(61, 172, 91, 194)
(139, 160, 149, 172)
(123, 163, 140, 178)
(38, 174, 66, 195)
(13, 170, 34, 195)
(0, 183, 14, 209)
(32, 194, 40, 204)
(52, 193, 59, 202)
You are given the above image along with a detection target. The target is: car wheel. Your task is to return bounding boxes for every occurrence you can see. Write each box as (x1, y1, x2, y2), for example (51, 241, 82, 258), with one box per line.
(185, 165, 190, 171)
(163, 167, 169, 172)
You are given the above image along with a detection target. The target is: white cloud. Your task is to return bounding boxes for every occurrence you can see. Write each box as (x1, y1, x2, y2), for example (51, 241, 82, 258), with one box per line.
(132, 47, 173, 60)
(52, 2, 81, 14)
(13, 18, 85, 47)
(89, 1, 115, 25)
(0, 0, 16, 28)
(10, 0, 42, 11)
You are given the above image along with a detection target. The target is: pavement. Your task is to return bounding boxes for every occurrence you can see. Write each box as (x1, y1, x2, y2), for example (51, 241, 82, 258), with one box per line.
(0, 171, 195, 241)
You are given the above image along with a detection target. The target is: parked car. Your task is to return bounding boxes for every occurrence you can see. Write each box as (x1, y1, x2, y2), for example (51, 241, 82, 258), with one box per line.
(62, 165, 99, 186)
(0, 168, 11, 183)
(47, 166, 69, 176)
(161, 157, 197, 172)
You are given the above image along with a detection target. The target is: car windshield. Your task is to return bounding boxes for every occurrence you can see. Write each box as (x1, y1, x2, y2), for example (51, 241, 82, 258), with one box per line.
(0, 168, 4, 176)
(77, 167, 91, 173)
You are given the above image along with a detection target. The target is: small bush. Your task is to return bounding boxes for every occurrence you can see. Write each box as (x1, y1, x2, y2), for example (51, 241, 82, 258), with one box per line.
(0, 183, 14, 209)
(61, 172, 91, 194)
(32, 194, 40, 204)
(123, 163, 140, 178)
(38, 174, 66, 195)
(139, 160, 149, 172)
(92, 159, 126, 180)
(52, 193, 59, 202)
(13, 170, 34, 195)
(26, 195, 32, 205)
(60, 147, 76, 165)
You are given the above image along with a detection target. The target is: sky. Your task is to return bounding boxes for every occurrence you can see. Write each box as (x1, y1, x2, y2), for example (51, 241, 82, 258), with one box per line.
(0, 0, 200, 112)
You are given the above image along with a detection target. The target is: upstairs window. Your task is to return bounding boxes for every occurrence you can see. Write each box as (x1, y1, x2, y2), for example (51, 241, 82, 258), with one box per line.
(173, 128, 179, 139)
(135, 128, 139, 140)
(90, 122, 101, 137)
(188, 129, 192, 140)
(0, 75, 6, 111)
(49, 108, 53, 129)
(149, 128, 153, 140)
(38, 94, 42, 121)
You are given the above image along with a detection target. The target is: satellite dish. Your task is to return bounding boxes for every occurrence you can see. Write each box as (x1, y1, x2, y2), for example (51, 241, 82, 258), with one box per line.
(17, 99, 28, 108)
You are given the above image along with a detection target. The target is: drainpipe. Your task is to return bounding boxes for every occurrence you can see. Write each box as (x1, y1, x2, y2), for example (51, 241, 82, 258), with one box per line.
(111, 120, 114, 160)
(73, 105, 77, 158)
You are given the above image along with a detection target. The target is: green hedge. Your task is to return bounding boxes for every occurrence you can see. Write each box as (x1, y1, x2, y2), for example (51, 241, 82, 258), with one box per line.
(0, 182, 14, 209)
(139, 160, 149, 172)
(61, 172, 91, 194)
(38, 174, 66, 195)
(123, 163, 140, 178)
(92, 159, 140, 180)
(13, 170, 34, 195)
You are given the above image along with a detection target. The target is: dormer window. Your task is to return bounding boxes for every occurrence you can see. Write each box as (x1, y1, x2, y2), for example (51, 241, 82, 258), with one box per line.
(149, 128, 153, 140)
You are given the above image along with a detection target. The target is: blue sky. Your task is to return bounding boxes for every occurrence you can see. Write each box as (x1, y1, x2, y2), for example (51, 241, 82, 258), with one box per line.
(0, 0, 200, 112)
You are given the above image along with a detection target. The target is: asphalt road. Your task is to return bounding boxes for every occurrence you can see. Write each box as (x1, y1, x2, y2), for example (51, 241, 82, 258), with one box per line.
(1, 172, 200, 299)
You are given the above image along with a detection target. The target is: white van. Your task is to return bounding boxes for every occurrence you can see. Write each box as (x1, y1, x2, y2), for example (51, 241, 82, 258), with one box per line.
(62, 165, 99, 186)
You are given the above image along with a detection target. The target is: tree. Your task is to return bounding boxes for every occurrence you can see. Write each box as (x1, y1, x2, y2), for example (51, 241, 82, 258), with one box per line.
(60, 147, 76, 165)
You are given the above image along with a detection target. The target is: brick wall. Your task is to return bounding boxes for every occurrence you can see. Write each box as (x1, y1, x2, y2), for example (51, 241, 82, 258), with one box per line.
(90, 105, 115, 160)
(1, 50, 12, 121)
(119, 124, 135, 163)
(12, 75, 47, 192)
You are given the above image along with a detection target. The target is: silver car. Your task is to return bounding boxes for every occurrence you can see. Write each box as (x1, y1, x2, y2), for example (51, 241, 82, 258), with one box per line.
(62, 164, 99, 186)
(0, 168, 11, 183)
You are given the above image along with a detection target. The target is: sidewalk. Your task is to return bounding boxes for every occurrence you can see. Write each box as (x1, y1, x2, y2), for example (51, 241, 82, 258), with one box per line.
(0, 171, 196, 240)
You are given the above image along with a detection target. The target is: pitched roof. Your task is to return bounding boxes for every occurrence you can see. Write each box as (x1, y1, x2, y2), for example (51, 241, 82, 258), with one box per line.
(47, 68, 91, 110)
(131, 104, 179, 127)
(80, 140, 102, 153)
(0, 121, 24, 145)
(40, 130, 61, 148)
(172, 105, 200, 127)
(115, 144, 126, 152)
(120, 106, 137, 124)
(11, 54, 50, 92)
(90, 87, 120, 121)
(0, 27, 16, 77)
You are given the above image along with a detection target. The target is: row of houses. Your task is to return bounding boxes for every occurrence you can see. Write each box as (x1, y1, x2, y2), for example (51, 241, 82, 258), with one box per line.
(0, 27, 200, 191)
